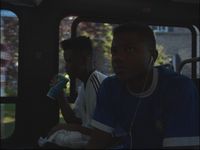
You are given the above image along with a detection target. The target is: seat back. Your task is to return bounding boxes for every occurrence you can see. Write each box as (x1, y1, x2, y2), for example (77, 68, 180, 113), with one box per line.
(192, 78, 200, 92)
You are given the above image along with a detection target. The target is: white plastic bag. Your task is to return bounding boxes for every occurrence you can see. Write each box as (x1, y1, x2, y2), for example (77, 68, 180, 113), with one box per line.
(38, 129, 90, 148)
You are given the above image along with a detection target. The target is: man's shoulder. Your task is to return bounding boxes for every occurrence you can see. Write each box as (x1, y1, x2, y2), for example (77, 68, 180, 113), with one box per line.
(102, 75, 119, 83)
(91, 70, 107, 83)
(100, 75, 122, 89)
(157, 66, 195, 88)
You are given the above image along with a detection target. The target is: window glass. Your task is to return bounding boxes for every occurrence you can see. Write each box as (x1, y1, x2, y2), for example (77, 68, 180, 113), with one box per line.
(0, 10, 18, 97)
(0, 104, 15, 138)
(152, 26, 192, 77)
(0, 9, 18, 138)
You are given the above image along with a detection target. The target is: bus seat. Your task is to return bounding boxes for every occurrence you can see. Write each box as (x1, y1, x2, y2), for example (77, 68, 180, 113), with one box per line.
(192, 78, 200, 92)
(156, 64, 174, 71)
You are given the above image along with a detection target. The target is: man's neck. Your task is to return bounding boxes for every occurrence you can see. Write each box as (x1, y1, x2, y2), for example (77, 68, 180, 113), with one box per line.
(79, 69, 95, 87)
(126, 69, 154, 93)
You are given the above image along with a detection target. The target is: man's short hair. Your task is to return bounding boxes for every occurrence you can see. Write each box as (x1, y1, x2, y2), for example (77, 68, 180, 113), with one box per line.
(113, 23, 156, 55)
(61, 36, 93, 56)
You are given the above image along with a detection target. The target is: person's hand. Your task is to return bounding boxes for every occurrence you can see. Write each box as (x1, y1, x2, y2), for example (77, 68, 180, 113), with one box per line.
(55, 89, 66, 100)
(49, 74, 69, 88)
(47, 74, 69, 100)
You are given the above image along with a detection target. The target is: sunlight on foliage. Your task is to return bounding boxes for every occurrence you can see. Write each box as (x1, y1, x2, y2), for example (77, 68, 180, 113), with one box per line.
(155, 44, 171, 66)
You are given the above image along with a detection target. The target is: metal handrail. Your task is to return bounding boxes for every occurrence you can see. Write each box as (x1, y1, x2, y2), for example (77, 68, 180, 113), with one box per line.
(178, 57, 200, 74)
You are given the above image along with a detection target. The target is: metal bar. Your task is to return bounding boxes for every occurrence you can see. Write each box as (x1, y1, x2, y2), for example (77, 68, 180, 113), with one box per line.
(190, 26, 197, 79)
(178, 57, 200, 74)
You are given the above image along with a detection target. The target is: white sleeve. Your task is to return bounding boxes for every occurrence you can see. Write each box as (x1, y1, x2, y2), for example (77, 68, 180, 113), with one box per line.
(83, 71, 107, 127)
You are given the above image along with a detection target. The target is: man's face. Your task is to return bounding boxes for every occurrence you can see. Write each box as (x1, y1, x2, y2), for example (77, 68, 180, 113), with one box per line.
(111, 32, 151, 82)
(64, 49, 84, 77)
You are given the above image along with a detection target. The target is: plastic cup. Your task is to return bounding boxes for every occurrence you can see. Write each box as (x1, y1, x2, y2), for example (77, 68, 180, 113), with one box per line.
(47, 74, 69, 100)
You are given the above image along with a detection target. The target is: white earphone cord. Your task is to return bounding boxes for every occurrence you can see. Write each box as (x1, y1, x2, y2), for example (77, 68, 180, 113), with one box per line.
(129, 57, 154, 149)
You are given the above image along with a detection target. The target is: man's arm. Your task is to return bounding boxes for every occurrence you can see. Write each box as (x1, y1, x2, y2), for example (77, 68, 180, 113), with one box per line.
(47, 123, 93, 138)
(56, 91, 81, 124)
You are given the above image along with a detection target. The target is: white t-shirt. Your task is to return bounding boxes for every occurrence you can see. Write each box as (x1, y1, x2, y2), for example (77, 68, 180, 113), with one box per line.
(73, 70, 107, 128)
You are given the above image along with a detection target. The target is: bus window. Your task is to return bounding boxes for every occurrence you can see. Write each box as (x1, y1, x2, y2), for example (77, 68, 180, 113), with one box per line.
(0, 9, 18, 139)
(152, 26, 192, 77)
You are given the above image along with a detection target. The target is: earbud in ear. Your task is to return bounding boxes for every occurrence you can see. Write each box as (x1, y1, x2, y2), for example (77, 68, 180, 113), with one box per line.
(149, 56, 154, 64)
(151, 56, 154, 64)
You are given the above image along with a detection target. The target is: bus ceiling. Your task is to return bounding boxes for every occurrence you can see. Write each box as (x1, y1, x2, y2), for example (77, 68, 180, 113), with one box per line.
(1, 0, 199, 27)
(1, 0, 43, 7)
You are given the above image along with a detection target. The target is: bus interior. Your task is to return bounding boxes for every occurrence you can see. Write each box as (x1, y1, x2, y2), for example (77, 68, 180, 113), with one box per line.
(0, 0, 199, 149)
